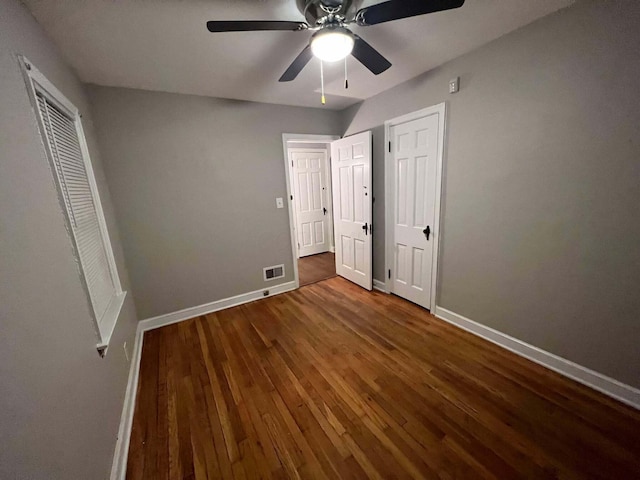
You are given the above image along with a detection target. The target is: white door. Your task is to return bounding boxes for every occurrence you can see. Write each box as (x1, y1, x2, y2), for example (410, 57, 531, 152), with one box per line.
(291, 149, 331, 257)
(390, 112, 440, 309)
(331, 131, 373, 290)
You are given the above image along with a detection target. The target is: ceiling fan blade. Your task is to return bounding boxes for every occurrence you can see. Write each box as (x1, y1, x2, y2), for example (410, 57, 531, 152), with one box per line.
(351, 36, 392, 75)
(356, 0, 465, 26)
(206, 21, 307, 32)
(279, 45, 313, 82)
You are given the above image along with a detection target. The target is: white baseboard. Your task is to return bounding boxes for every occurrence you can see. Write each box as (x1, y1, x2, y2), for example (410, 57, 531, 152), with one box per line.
(435, 306, 640, 410)
(110, 324, 144, 480)
(110, 280, 297, 479)
(329, 246, 335, 253)
(139, 281, 297, 332)
(373, 279, 388, 293)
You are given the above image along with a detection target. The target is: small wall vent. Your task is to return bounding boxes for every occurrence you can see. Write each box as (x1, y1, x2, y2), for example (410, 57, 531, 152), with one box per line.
(263, 264, 285, 282)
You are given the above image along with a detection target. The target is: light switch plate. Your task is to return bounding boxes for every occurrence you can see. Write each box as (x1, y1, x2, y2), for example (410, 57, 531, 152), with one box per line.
(276, 197, 284, 209)
(449, 77, 460, 94)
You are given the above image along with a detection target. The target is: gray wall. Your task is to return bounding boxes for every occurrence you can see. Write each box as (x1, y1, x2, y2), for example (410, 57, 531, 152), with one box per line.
(87, 86, 341, 319)
(343, 0, 640, 388)
(0, 0, 138, 478)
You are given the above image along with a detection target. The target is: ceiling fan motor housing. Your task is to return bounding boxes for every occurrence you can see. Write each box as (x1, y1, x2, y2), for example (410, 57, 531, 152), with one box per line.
(296, 0, 365, 25)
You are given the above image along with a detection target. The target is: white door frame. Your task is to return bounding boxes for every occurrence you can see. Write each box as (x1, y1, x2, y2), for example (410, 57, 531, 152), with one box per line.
(384, 103, 447, 311)
(282, 133, 340, 289)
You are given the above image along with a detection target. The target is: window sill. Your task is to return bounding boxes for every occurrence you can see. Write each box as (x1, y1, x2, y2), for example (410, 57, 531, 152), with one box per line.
(96, 291, 127, 357)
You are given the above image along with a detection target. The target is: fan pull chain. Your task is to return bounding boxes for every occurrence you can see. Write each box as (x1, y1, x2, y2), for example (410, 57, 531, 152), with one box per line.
(320, 60, 326, 105)
(344, 57, 349, 89)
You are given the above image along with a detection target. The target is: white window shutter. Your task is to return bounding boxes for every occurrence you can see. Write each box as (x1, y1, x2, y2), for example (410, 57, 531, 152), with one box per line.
(36, 91, 116, 329)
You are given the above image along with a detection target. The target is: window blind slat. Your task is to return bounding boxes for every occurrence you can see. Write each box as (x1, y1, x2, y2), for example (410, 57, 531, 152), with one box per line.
(48, 106, 80, 136)
(38, 96, 76, 222)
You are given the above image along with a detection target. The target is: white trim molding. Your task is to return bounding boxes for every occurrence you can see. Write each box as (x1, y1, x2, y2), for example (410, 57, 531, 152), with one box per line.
(110, 280, 296, 479)
(435, 306, 640, 410)
(110, 325, 143, 480)
(373, 279, 388, 293)
(139, 281, 297, 332)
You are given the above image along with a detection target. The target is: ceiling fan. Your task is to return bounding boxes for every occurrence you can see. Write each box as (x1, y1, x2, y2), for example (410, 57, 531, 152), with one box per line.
(206, 0, 466, 83)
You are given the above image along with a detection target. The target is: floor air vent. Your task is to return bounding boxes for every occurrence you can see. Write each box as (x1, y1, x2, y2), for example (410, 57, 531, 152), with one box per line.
(263, 264, 285, 281)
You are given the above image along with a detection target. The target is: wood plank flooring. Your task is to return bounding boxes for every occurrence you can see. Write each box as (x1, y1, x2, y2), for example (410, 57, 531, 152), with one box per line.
(127, 277, 640, 479)
(298, 252, 336, 287)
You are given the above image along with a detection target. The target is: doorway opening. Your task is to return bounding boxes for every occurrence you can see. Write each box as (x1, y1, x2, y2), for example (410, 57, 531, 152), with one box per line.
(298, 251, 336, 287)
(282, 134, 340, 288)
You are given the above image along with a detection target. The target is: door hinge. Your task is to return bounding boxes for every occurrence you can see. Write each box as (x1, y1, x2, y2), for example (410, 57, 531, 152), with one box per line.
(388, 269, 391, 279)
(291, 161, 294, 167)
(388, 141, 391, 153)
(290, 195, 293, 200)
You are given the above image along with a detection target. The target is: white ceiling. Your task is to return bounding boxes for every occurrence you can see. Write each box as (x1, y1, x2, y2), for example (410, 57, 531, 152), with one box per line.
(23, 0, 574, 110)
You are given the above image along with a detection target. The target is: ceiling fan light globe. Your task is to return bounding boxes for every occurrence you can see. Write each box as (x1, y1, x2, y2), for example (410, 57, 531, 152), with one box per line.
(310, 29, 355, 62)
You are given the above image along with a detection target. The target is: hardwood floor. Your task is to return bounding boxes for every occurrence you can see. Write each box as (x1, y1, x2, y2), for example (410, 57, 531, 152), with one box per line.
(298, 252, 336, 287)
(127, 277, 640, 479)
